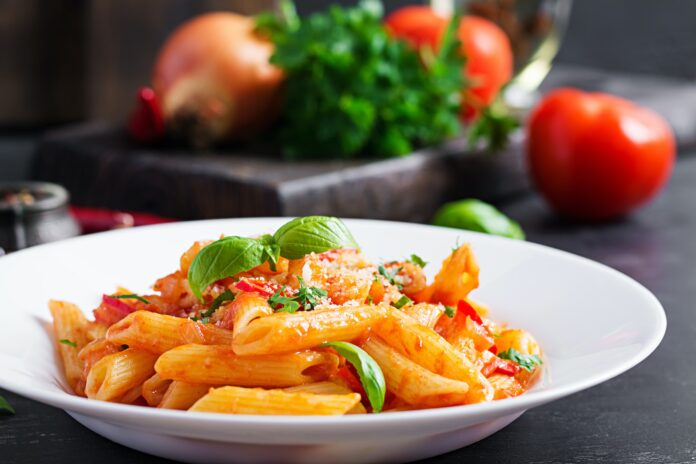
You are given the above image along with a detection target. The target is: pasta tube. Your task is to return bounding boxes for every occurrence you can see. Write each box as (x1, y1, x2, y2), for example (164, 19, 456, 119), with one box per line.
(106, 311, 235, 354)
(142, 373, 173, 407)
(285, 381, 366, 414)
(155, 344, 339, 387)
(158, 381, 211, 410)
(189, 386, 360, 415)
(402, 303, 444, 329)
(85, 349, 158, 402)
(375, 307, 493, 403)
(49, 300, 92, 396)
(233, 304, 388, 355)
(362, 337, 470, 408)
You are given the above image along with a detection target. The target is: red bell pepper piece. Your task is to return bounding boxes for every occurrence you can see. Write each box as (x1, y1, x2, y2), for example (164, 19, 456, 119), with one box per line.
(128, 87, 165, 143)
(234, 278, 281, 298)
(494, 358, 521, 376)
(457, 299, 483, 325)
(94, 295, 138, 325)
(481, 356, 521, 377)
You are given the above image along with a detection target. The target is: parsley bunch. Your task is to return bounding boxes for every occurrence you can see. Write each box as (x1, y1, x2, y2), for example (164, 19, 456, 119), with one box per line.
(257, 0, 465, 159)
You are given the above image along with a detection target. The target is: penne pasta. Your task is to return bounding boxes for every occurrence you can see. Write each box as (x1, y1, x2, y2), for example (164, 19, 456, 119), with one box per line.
(155, 344, 340, 387)
(78, 337, 122, 392)
(106, 311, 235, 354)
(374, 307, 493, 403)
(47, 220, 543, 415)
(142, 373, 173, 407)
(231, 293, 274, 338)
(416, 244, 479, 305)
(158, 381, 211, 410)
(85, 349, 158, 402)
(488, 374, 525, 400)
(362, 337, 471, 408)
(402, 303, 444, 329)
(285, 381, 366, 414)
(189, 386, 361, 415)
(233, 304, 388, 355)
(49, 300, 92, 396)
(120, 383, 145, 404)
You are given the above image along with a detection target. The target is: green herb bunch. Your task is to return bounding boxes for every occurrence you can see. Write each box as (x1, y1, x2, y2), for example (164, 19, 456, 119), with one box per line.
(257, 0, 465, 159)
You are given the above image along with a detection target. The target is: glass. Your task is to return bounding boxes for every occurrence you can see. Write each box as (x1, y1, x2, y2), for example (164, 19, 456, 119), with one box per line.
(432, 0, 573, 108)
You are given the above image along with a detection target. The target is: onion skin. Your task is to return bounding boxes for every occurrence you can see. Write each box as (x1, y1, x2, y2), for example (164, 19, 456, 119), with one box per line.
(152, 12, 284, 146)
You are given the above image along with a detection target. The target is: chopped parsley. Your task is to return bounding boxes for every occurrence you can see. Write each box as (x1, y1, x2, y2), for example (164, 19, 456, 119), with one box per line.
(498, 348, 543, 372)
(268, 288, 300, 313)
(443, 305, 456, 318)
(408, 254, 427, 268)
(378, 265, 403, 290)
(191, 289, 235, 323)
(269, 277, 327, 313)
(392, 295, 412, 309)
(59, 339, 77, 348)
(109, 294, 150, 304)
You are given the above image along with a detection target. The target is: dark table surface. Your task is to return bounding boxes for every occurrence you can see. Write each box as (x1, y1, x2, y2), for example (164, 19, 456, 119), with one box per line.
(2, 155, 695, 464)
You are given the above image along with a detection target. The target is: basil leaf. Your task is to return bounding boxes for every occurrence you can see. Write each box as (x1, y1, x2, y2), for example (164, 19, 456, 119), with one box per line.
(432, 199, 525, 240)
(259, 234, 281, 272)
(108, 294, 150, 304)
(498, 348, 543, 372)
(59, 339, 77, 348)
(0, 395, 15, 415)
(273, 216, 358, 260)
(320, 341, 385, 413)
(187, 236, 268, 301)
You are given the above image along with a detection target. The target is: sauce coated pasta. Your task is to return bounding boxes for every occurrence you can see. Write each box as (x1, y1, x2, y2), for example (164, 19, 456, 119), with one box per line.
(50, 217, 542, 415)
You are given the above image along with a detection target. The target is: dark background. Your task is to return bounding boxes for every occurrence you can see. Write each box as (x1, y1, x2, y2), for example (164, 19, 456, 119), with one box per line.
(2, 0, 696, 183)
(2, 2, 696, 463)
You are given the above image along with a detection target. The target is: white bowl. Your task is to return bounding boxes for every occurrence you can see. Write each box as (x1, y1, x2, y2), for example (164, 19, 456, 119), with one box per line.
(0, 218, 666, 463)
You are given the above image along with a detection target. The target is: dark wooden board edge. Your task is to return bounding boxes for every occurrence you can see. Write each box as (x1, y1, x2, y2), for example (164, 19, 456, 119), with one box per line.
(32, 123, 530, 222)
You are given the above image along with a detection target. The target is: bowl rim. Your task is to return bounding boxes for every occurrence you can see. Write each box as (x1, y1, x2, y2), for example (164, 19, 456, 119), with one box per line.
(0, 217, 667, 429)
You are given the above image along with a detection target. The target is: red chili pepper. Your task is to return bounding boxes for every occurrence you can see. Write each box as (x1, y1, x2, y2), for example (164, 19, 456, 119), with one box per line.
(457, 299, 483, 325)
(234, 278, 281, 298)
(488, 345, 498, 355)
(127, 87, 165, 143)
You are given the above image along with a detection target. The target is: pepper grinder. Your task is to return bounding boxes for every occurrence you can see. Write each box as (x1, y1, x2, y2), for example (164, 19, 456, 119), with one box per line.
(0, 182, 80, 253)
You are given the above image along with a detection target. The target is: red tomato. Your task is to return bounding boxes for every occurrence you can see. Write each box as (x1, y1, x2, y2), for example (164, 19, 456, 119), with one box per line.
(384, 6, 513, 118)
(527, 88, 676, 220)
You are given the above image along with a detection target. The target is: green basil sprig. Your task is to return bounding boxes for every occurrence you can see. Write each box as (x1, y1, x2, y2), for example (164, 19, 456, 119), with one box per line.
(432, 199, 525, 240)
(273, 216, 358, 259)
(320, 341, 386, 413)
(188, 216, 358, 301)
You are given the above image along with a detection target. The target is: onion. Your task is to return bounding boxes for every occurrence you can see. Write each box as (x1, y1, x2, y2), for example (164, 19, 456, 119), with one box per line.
(152, 12, 284, 146)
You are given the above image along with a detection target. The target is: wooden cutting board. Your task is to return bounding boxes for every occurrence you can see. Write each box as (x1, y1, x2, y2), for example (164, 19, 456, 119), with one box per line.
(32, 122, 529, 222)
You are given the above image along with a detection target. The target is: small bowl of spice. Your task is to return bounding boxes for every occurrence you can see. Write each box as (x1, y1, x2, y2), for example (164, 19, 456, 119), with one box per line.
(0, 182, 80, 254)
